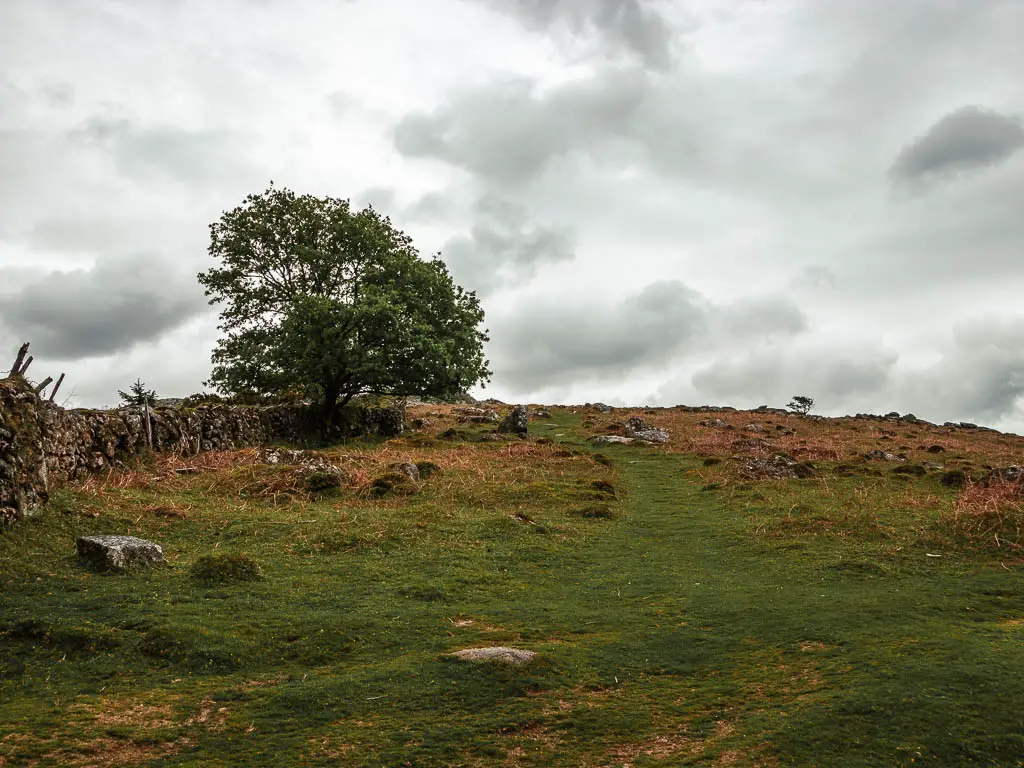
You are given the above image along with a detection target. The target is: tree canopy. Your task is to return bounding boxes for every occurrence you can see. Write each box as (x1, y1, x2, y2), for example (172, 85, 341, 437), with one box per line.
(197, 185, 490, 419)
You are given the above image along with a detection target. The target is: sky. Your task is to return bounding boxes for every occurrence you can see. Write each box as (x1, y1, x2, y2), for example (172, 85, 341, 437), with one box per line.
(2, 0, 1024, 430)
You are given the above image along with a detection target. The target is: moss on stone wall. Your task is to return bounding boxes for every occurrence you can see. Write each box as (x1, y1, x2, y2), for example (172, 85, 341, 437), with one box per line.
(0, 378, 403, 524)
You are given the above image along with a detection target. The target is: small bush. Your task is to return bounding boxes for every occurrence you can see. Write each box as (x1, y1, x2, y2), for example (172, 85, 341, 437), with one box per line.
(191, 553, 263, 585)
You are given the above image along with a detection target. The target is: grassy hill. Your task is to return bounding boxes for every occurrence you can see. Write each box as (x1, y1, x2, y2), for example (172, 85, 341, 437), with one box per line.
(2, 405, 1023, 766)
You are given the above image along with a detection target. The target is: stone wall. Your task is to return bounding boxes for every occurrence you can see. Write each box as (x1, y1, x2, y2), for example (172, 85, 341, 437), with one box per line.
(0, 376, 403, 524)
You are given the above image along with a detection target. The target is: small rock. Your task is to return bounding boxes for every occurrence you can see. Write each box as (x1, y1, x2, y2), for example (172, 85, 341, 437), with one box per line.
(985, 466, 1024, 484)
(742, 423, 766, 433)
(698, 418, 729, 428)
(625, 416, 670, 443)
(389, 462, 421, 483)
(77, 535, 165, 571)
(589, 435, 636, 445)
(865, 450, 903, 462)
(497, 405, 529, 436)
(451, 647, 536, 665)
(533, 410, 552, 419)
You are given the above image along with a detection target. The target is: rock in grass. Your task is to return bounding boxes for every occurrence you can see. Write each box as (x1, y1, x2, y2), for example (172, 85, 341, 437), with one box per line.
(77, 535, 165, 571)
(389, 461, 421, 483)
(451, 647, 536, 665)
(624, 416, 670, 443)
(497, 405, 529, 436)
(589, 435, 636, 445)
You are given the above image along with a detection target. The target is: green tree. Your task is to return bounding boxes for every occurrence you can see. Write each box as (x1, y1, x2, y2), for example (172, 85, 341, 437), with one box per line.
(118, 379, 158, 408)
(197, 185, 490, 425)
(786, 395, 814, 416)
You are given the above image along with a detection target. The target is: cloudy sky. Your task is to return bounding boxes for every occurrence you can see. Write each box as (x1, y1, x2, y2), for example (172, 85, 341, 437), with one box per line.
(2, 1, 1024, 430)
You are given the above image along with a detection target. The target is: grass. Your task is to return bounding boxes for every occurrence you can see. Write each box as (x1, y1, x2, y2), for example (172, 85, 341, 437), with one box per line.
(1, 404, 1023, 766)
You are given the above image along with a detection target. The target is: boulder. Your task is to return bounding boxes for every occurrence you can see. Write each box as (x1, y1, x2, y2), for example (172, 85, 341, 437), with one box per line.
(589, 435, 636, 445)
(742, 423, 766, 433)
(77, 535, 165, 571)
(625, 416, 670, 443)
(497, 405, 529, 436)
(389, 461, 421, 483)
(451, 647, 536, 666)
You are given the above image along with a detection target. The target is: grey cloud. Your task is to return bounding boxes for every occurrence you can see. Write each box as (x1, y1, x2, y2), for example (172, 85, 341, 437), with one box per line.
(490, 279, 708, 390)
(790, 266, 837, 292)
(356, 186, 397, 212)
(441, 196, 574, 296)
(483, 0, 675, 70)
(691, 345, 897, 410)
(897, 316, 1024, 423)
(393, 67, 650, 185)
(70, 117, 257, 185)
(715, 297, 808, 341)
(0, 254, 209, 360)
(890, 106, 1024, 183)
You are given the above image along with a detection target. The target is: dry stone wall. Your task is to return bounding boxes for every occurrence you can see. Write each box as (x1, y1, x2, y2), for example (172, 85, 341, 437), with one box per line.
(0, 376, 403, 524)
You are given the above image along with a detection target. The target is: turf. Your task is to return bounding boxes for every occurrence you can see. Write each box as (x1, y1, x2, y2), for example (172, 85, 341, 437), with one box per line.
(1, 407, 1023, 766)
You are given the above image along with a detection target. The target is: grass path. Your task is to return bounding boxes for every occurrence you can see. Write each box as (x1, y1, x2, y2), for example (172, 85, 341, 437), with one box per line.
(2, 413, 1024, 766)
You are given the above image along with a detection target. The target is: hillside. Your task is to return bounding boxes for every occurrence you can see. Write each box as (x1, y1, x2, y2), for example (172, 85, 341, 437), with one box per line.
(1, 404, 1023, 767)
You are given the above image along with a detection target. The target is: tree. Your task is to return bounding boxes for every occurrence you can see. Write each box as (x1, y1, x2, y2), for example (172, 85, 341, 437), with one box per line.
(786, 395, 814, 416)
(119, 379, 158, 408)
(197, 185, 491, 426)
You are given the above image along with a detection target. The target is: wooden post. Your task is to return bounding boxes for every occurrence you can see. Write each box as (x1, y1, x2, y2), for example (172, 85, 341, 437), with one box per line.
(33, 376, 53, 395)
(17, 355, 33, 376)
(9, 343, 29, 377)
(143, 401, 153, 451)
(48, 373, 65, 403)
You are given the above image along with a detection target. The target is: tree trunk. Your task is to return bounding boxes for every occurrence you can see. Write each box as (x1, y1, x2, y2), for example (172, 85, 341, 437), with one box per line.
(319, 386, 341, 441)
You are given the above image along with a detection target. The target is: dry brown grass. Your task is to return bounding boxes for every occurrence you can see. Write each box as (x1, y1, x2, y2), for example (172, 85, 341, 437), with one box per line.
(615, 409, 1024, 468)
(940, 478, 1024, 550)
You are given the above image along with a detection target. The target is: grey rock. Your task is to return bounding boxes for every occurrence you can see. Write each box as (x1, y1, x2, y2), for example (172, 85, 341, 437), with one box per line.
(77, 535, 165, 571)
(742, 423, 766, 433)
(497, 405, 529, 436)
(589, 435, 636, 445)
(698, 418, 730, 428)
(625, 416, 669, 443)
(451, 646, 536, 665)
(389, 461, 421, 483)
(533, 410, 552, 419)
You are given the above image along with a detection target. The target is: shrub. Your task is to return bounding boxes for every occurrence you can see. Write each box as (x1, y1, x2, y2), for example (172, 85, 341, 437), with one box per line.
(786, 395, 814, 416)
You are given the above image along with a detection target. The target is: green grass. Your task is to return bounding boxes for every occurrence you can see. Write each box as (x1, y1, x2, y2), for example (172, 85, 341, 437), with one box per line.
(2, 410, 1023, 766)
